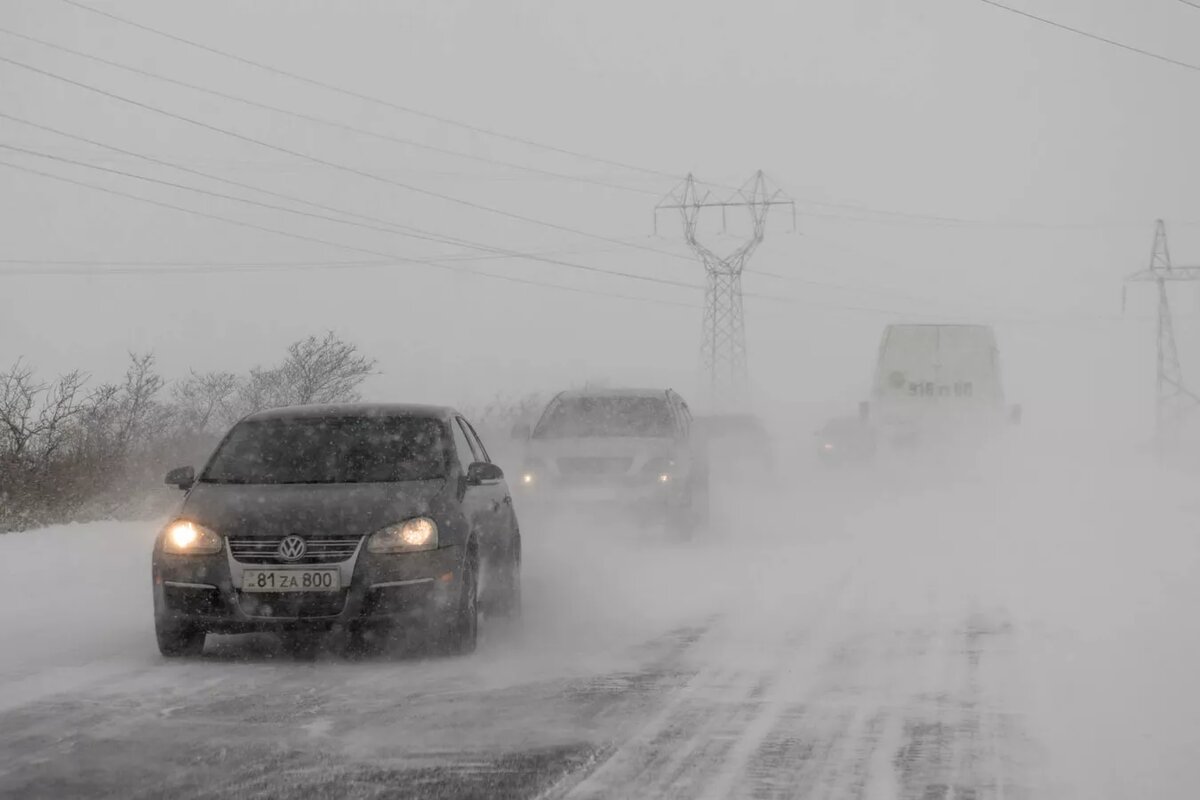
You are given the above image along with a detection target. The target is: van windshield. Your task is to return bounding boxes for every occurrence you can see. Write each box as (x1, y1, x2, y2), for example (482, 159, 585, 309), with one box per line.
(533, 396, 675, 438)
(201, 416, 447, 484)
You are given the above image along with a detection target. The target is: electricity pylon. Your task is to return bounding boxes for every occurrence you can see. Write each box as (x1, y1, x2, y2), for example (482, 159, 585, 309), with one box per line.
(1125, 219, 1200, 447)
(656, 172, 794, 410)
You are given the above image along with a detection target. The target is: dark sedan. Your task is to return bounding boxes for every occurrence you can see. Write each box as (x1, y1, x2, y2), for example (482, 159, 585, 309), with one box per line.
(152, 404, 521, 658)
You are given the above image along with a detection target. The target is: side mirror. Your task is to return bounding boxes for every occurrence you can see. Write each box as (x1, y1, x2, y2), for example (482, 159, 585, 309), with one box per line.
(466, 461, 504, 486)
(858, 401, 870, 421)
(165, 465, 195, 490)
(510, 422, 532, 441)
(1009, 404, 1023, 425)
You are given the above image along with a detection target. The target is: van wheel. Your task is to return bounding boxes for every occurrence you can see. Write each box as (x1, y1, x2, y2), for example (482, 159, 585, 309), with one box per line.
(156, 619, 206, 657)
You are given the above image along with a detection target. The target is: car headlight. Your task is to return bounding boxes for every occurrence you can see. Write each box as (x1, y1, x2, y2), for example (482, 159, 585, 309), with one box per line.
(519, 459, 544, 487)
(643, 457, 675, 483)
(367, 517, 439, 553)
(161, 520, 223, 555)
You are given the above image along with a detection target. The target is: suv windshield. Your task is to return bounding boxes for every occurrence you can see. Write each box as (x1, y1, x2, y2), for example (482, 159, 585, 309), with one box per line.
(533, 396, 675, 438)
(201, 416, 446, 484)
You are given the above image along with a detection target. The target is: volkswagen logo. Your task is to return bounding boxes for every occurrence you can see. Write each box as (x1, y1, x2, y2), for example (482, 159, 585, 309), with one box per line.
(277, 535, 307, 562)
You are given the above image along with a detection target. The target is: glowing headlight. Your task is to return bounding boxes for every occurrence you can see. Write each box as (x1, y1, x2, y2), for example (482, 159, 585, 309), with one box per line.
(162, 520, 223, 555)
(521, 472, 535, 485)
(644, 457, 675, 484)
(367, 517, 439, 553)
(822, 442, 835, 451)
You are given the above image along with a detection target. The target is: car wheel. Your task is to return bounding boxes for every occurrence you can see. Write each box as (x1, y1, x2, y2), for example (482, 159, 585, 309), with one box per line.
(490, 542, 523, 621)
(155, 619, 206, 658)
(440, 549, 479, 656)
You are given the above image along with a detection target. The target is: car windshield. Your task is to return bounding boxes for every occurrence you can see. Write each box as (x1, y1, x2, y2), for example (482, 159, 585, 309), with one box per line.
(201, 416, 446, 484)
(532, 396, 674, 438)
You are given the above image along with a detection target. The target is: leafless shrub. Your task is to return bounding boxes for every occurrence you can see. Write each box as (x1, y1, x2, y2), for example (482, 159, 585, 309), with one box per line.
(0, 332, 379, 533)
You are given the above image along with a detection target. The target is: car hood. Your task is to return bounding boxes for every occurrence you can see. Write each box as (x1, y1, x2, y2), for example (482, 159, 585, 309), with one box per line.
(179, 479, 448, 539)
(526, 436, 674, 460)
(523, 436, 678, 478)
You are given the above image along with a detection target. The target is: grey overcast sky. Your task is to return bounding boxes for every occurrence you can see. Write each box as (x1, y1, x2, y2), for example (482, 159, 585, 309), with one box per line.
(3, 0, 1200, 431)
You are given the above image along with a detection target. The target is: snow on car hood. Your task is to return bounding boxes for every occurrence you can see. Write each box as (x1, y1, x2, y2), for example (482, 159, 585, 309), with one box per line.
(178, 479, 448, 539)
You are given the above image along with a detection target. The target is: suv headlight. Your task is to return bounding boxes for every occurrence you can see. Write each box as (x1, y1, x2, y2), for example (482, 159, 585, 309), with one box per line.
(519, 458, 544, 487)
(643, 457, 676, 483)
(162, 520, 223, 555)
(367, 517, 439, 553)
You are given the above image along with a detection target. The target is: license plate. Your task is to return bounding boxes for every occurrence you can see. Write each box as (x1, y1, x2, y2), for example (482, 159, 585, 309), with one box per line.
(241, 569, 340, 593)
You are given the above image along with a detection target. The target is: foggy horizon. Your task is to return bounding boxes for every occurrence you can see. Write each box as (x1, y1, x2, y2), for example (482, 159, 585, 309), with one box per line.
(3, 2, 1200, 798)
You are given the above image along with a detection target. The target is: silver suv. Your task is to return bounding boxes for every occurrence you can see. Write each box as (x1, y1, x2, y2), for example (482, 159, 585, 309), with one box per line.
(514, 388, 708, 536)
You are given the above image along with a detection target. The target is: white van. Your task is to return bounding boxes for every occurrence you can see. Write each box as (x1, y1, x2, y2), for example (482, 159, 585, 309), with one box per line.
(862, 324, 1019, 446)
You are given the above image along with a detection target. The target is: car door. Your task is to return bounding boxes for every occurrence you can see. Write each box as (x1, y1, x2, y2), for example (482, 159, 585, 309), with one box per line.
(450, 416, 493, 545)
(457, 416, 513, 544)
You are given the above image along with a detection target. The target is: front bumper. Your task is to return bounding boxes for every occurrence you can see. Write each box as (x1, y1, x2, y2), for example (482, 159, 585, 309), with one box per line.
(152, 540, 463, 633)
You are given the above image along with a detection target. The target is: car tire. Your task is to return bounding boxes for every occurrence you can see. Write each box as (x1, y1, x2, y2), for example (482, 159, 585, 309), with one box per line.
(155, 619, 206, 658)
(490, 542, 523, 621)
(439, 549, 479, 657)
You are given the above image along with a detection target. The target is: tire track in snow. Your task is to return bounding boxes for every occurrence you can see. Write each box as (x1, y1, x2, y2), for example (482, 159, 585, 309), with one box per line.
(550, 567, 860, 800)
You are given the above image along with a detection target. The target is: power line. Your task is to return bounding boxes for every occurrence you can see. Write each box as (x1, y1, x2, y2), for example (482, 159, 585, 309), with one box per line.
(1, 156, 976, 320)
(29, 14, 1138, 234)
(0, 142, 707, 292)
(0, 53, 697, 264)
(0, 160, 1123, 326)
(0, 157, 706, 309)
(57, 0, 684, 183)
(974, 0, 1200, 74)
(0, 25, 660, 198)
(0, 243, 647, 268)
(6, 110, 971, 307)
(51, 1, 1174, 232)
(0, 120, 1084, 316)
(0, 121, 1128, 321)
(0, 111, 683, 279)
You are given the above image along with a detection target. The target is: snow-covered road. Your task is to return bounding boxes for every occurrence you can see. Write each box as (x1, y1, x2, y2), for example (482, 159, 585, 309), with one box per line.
(1, 439, 1198, 799)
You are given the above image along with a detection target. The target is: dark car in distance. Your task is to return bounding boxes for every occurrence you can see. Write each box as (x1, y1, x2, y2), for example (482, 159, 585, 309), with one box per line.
(152, 404, 521, 658)
(815, 415, 878, 466)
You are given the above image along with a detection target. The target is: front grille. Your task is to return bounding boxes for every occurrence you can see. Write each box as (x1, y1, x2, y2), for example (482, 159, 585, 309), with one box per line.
(236, 590, 350, 619)
(228, 534, 363, 565)
(556, 457, 633, 477)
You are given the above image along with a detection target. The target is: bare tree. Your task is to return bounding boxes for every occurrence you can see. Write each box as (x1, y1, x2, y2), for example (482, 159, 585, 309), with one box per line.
(1, 333, 380, 532)
(173, 370, 239, 433)
(0, 360, 88, 462)
(113, 353, 168, 454)
(279, 331, 376, 405)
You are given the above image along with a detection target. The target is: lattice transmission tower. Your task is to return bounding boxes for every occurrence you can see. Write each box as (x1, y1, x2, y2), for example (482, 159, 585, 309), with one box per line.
(1125, 219, 1200, 446)
(656, 172, 794, 410)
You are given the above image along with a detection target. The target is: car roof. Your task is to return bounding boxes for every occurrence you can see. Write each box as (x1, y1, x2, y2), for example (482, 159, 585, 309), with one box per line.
(242, 403, 455, 423)
(556, 388, 671, 399)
